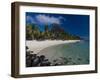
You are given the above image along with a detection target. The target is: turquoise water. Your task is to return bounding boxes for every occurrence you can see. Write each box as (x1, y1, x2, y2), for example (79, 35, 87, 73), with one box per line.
(39, 40, 89, 65)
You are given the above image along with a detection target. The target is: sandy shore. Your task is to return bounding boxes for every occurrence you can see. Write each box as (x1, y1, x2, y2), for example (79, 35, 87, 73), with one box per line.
(26, 40, 80, 54)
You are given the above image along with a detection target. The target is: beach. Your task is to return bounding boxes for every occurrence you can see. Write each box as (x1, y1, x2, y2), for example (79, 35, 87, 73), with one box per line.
(26, 40, 89, 67)
(26, 40, 80, 54)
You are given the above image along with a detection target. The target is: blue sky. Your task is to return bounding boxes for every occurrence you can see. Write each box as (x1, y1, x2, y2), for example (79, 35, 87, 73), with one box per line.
(26, 12, 89, 39)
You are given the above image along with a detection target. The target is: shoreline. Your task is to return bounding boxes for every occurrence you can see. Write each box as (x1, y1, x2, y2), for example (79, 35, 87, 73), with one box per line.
(26, 40, 81, 54)
(26, 40, 89, 67)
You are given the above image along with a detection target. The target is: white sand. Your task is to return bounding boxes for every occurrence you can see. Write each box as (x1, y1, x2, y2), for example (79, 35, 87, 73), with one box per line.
(26, 40, 80, 54)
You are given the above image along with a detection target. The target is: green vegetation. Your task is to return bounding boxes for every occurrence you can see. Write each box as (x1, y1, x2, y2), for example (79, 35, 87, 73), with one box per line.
(26, 23, 80, 40)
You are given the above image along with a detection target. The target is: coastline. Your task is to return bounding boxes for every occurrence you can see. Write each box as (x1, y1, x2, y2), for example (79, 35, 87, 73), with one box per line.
(26, 40, 81, 54)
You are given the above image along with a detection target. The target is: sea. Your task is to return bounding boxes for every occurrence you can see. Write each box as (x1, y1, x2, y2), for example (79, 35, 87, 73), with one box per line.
(39, 40, 89, 65)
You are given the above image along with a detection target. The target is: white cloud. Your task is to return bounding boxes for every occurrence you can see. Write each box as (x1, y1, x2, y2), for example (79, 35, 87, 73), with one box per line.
(58, 16, 64, 20)
(35, 14, 63, 24)
(26, 16, 36, 24)
(59, 16, 66, 21)
(26, 14, 66, 25)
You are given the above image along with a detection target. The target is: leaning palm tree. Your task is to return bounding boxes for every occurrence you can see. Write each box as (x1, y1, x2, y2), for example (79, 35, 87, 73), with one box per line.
(26, 24, 33, 40)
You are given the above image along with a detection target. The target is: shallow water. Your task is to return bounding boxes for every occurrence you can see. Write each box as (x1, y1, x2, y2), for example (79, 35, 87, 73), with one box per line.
(39, 40, 89, 65)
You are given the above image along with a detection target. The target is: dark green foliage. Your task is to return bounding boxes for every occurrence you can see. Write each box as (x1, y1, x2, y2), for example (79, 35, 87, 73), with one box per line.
(26, 23, 80, 40)
(26, 24, 33, 40)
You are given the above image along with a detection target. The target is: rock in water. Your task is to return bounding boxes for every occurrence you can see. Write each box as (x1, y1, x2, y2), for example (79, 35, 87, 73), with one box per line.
(31, 56, 40, 66)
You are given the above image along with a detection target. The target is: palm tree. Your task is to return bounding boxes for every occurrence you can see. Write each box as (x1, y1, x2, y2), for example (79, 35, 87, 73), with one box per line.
(26, 24, 33, 40)
(32, 25, 40, 40)
(44, 24, 50, 39)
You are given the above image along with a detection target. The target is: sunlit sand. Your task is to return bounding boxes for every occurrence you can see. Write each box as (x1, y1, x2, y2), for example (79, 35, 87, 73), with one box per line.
(26, 40, 80, 54)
